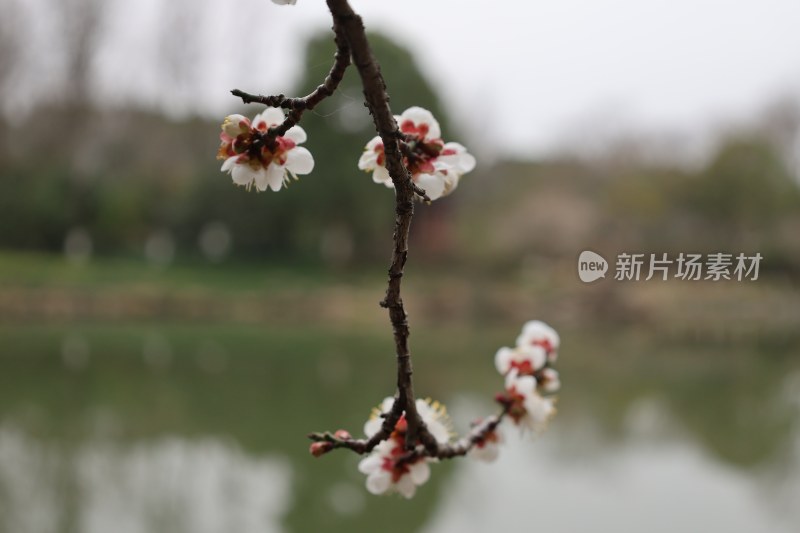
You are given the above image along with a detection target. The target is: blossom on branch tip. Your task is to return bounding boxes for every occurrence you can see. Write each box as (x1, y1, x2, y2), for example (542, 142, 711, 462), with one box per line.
(539, 367, 561, 394)
(495, 345, 547, 377)
(516, 320, 560, 363)
(217, 108, 314, 192)
(333, 429, 351, 440)
(358, 439, 431, 499)
(358, 396, 451, 498)
(358, 106, 475, 201)
(469, 425, 504, 463)
(500, 370, 556, 433)
(363, 396, 452, 444)
(415, 397, 453, 444)
(309, 441, 332, 457)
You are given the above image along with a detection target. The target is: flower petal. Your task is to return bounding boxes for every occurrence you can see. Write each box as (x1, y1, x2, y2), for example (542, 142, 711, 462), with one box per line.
(416, 399, 451, 443)
(252, 167, 270, 192)
(442, 174, 460, 196)
(494, 347, 513, 375)
(365, 136, 382, 151)
(222, 114, 250, 137)
(395, 475, 417, 499)
(358, 152, 377, 171)
(285, 146, 314, 175)
(221, 156, 238, 173)
(521, 345, 547, 370)
(379, 397, 394, 413)
(372, 164, 391, 185)
(230, 163, 256, 187)
(364, 397, 395, 437)
(408, 460, 430, 485)
(359, 137, 383, 170)
(441, 142, 476, 174)
(525, 394, 555, 427)
(470, 443, 500, 463)
(264, 163, 286, 192)
(358, 454, 383, 475)
(518, 320, 561, 351)
(401, 106, 440, 140)
(366, 470, 392, 495)
(541, 368, 561, 393)
(253, 108, 285, 130)
(364, 418, 382, 438)
(505, 369, 537, 393)
(284, 125, 307, 144)
(415, 173, 446, 201)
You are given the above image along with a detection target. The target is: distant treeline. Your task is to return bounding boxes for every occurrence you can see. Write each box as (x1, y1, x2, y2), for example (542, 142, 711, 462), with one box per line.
(1, 28, 799, 274)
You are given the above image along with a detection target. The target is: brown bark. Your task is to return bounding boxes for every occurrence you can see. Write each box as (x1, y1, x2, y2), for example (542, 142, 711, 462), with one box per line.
(235, 0, 508, 460)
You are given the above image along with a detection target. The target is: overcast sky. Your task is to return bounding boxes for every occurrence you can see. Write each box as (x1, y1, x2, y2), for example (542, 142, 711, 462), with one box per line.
(292, 0, 800, 158)
(14, 0, 800, 159)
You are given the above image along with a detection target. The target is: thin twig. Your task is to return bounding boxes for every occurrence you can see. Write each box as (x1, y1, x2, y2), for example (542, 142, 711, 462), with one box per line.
(232, 24, 351, 137)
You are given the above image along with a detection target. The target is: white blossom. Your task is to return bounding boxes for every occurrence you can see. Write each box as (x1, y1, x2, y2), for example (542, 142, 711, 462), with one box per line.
(358, 440, 431, 499)
(358, 396, 452, 498)
(364, 396, 451, 444)
(494, 345, 547, 376)
(469, 426, 504, 463)
(217, 108, 314, 192)
(504, 370, 556, 432)
(415, 397, 452, 444)
(363, 397, 395, 438)
(516, 320, 560, 363)
(358, 106, 475, 201)
(539, 367, 561, 394)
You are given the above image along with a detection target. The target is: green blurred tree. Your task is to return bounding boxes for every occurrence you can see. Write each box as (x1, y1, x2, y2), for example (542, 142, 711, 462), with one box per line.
(691, 137, 799, 230)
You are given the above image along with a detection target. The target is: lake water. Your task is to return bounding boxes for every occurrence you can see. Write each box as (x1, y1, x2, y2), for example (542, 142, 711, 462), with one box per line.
(0, 323, 798, 533)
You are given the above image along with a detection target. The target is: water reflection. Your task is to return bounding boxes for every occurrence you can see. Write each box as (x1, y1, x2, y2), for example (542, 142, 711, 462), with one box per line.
(0, 325, 797, 532)
(0, 428, 292, 533)
(423, 398, 800, 533)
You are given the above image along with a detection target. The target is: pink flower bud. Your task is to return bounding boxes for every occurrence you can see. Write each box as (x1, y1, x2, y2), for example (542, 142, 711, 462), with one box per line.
(309, 441, 333, 457)
(334, 429, 352, 440)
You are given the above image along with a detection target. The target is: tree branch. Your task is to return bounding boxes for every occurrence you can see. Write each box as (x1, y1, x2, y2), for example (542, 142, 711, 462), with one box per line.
(231, 23, 351, 138)
(309, 409, 508, 461)
(435, 412, 505, 459)
(325, 0, 439, 453)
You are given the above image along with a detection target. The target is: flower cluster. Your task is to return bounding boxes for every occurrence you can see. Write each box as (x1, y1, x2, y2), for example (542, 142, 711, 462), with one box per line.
(351, 321, 560, 497)
(217, 109, 314, 192)
(493, 320, 560, 433)
(358, 107, 476, 201)
(228, 0, 558, 504)
(468, 420, 504, 463)
(358, 397, 451, 499)
(466, 321, 561, 463)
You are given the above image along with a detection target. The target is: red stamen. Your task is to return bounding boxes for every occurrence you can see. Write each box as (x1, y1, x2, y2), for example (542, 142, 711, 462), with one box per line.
(510, 360, 535, 375)
(532, 339, 553, 353)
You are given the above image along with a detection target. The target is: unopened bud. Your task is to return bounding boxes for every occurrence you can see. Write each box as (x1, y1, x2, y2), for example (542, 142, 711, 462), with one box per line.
(221, 114, 250, 138)
(309, 441, 333, 457)
(334, 429, 351, 440)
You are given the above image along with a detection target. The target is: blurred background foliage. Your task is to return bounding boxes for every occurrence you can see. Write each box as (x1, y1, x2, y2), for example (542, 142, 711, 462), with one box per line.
(0, 29, 461, 266)
(1, 21, 798, 271)
(1, 1, 800, 532)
